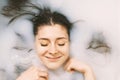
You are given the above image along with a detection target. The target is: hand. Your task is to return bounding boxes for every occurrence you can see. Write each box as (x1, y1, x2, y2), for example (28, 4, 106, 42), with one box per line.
(64, 58, 96, 80)
(16, 66, 48, 80)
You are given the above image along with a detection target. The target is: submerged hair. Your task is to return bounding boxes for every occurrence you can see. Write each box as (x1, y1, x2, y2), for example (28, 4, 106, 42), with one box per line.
(31, 7, 72, 37)
(9, 3, 73, 39)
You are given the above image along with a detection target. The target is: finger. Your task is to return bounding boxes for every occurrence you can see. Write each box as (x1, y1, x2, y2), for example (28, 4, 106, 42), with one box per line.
(65, 64, 75, 73)
(38, 77, 47, 80)
(26, 66, 35, 71)
(36, 72, 48, 80)
(64, 59, 75, 73)
(64, 57, 71, 70)
(38, 71, 48, 77)
(38, 75, 48, 80)
(28, 66, 39, 72)
(37, 71, 48, 80)
(67, 67, 75, 73)
(32, 66, 46, 73)
(23, 66, 37, 74)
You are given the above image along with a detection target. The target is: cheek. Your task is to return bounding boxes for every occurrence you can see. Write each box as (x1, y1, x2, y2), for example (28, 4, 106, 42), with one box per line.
(36, 47, 48, 56)
(58, 44, 70, 55)
(35, 43, 48, 56)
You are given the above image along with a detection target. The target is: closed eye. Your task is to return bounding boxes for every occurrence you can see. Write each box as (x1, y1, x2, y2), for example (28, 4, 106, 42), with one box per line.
(39, 40, 49, 47)
(41, 43, 48, 46)
(58, 43, 65, 46)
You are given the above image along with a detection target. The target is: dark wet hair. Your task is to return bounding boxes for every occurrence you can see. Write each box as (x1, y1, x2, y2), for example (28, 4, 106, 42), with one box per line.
(31, 8, 72, 38)
(2, 0, 29, 17)
(8, 3, 73, 40)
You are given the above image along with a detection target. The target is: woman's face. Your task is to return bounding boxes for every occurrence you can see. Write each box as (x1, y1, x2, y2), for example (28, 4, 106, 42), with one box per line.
(35, 24, 70, 70)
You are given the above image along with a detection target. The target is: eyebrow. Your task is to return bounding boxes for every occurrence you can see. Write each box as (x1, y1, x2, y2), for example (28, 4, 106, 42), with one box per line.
(38, 37, 68, 40)
(56, 37, 68, 40)
(38, 38, 49, 40)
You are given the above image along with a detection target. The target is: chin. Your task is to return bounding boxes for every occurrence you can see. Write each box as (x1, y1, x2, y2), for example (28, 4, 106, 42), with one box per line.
(46, 64, 62, 70)
(48, 67, 59, 70)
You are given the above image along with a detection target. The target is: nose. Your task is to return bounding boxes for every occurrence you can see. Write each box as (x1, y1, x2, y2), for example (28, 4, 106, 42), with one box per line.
(49, 44, 57, 55)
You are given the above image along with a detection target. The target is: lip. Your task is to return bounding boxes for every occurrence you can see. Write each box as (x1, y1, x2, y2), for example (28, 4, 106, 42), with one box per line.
(45, 56, 62, 62)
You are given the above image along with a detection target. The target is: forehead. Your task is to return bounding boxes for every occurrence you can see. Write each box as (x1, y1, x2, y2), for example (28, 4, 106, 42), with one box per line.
(37, 24, 68, 38)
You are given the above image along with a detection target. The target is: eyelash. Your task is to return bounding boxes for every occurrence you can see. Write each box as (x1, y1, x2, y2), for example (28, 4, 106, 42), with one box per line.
(41, 43, 65, 46)
(41, 44, 48, 46)
(58, 43, 65, 46)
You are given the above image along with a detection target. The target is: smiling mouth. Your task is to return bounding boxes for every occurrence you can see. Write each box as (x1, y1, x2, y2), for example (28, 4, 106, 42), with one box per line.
(45, 56, 62, 62)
